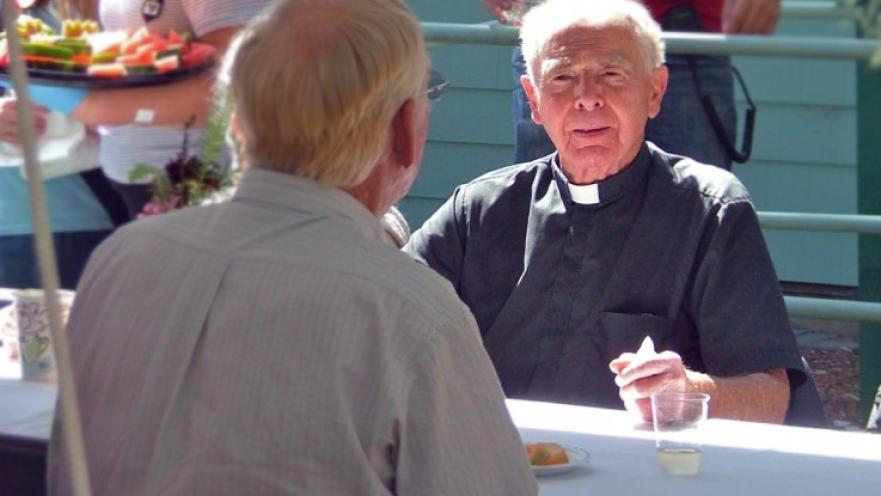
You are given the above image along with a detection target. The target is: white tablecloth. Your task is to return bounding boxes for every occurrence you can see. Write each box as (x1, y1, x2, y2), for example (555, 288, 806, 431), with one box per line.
(2, 380, 881, 495)
(510, 399, 881, 495)
(0, 379, 55, 439)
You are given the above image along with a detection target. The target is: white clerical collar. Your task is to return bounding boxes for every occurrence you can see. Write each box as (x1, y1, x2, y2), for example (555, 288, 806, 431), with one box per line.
(567, 181, 600, 205)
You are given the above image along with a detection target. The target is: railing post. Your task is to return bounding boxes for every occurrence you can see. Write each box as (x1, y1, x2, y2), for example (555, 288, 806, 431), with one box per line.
(857, 15, 881, 420)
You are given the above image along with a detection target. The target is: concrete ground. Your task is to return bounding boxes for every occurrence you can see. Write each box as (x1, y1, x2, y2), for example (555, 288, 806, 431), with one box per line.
(792, 318, 859, 350)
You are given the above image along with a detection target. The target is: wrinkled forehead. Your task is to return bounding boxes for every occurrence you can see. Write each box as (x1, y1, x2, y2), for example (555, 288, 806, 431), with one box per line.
(536, 24, 645, 76)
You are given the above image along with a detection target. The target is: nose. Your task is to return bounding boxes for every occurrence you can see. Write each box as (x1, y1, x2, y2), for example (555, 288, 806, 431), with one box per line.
(574, 77, 603, 111)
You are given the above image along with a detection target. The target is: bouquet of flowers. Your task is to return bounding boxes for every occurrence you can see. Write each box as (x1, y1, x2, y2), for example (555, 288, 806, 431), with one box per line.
(128, 104, 234, 218)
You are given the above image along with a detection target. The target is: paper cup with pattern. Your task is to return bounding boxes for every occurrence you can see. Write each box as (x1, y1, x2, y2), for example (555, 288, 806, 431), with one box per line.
(15, 289, 74, 382)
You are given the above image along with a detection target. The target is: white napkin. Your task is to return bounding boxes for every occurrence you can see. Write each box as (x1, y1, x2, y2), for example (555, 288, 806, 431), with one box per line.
(0, 110, 99, 180)
(637, 336, 656, 356)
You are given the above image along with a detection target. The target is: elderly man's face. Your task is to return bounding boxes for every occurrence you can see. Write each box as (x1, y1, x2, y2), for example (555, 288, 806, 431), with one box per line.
(522, 24, 667, 183)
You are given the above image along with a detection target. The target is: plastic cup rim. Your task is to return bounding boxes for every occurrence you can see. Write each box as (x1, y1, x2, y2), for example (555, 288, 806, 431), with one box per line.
(650, 392, 710, 403)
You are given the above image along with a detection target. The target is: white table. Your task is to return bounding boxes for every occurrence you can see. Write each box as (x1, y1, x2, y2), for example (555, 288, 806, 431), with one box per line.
(510, 399, 881, 495)
(2, 380, 881, 495)
(0, 379, 55, 440)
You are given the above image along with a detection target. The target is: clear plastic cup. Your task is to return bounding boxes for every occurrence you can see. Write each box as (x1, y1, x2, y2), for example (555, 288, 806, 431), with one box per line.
(651, 392, 710, 476)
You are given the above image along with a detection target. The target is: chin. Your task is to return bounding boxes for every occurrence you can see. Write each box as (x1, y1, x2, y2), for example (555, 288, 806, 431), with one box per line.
(561, 150, 626, 182)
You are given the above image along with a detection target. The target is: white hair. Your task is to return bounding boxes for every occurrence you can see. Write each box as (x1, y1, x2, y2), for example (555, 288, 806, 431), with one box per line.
(520, 0, 665, 81)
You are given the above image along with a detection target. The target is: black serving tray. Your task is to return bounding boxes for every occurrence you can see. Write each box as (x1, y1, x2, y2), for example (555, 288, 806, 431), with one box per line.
(0, 57, 213, 89)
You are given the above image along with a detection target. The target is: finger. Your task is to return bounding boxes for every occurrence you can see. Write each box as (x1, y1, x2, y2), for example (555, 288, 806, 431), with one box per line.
(484, 0, 517, 22)
(616, 362, 678, 389)
(622, 397, 654, 422)
(619, 371, 678, 400)
(728, 10, 745, 34)
(482, 0, 506, 20)
(1, 130, 21, 144)
(609, 353, 636, 373)
(609, 360, 628, 374)
(5, 117, 45, 134)
(31, 104, 51, 118)
(743, 0, 780, 34)
(722, 0, 746, 33)
(618, 351, 681, 384)
(0, 118, 20, 134)
(616, 360, 672, 389)
(739, 6, 766, 34)
(721, 0, 736, 33)
(635, 397, 653, 422)
(755, 6, 780, 34)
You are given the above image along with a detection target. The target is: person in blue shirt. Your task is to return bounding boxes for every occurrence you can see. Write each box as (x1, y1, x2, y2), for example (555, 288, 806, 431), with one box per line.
(0, 166, 114, 290)
(0, 2, 121, 289)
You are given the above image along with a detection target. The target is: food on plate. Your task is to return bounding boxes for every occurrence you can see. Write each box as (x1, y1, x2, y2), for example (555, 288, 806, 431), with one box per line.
(61, 19, 100, 39)
(0, 18, 212, 79)
(12, 14, 55, 39)
(525, 442, 569, 466)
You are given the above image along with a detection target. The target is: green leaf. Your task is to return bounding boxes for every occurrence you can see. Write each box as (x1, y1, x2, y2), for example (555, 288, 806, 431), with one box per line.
(128, 164, 160, 183)
(199, 95, 233, 168)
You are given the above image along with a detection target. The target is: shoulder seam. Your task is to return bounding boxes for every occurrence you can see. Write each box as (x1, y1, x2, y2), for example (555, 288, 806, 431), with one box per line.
(665, 180, 751, 204)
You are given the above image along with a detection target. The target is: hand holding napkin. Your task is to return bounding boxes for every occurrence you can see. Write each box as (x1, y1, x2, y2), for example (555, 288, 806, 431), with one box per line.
(610, 335, 689, 422)
(0, 110, 98, 180)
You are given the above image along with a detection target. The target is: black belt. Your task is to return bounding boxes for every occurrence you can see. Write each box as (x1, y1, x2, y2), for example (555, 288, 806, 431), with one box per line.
(662, 4, 755, 164)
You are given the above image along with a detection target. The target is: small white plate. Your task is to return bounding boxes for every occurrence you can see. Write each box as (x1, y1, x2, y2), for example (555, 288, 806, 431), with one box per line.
(531, 445, 589, 476)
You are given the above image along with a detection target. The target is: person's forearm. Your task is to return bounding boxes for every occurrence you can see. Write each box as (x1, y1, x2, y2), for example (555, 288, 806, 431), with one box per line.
(70, 25, 242, 127)
(685, 368, 790, 423)
(71, 73, 215, 127)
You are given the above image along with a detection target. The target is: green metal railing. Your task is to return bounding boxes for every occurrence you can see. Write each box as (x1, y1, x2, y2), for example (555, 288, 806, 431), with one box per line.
(758, 212, 881, 324)
(786, 296, 881, 323)
(759, 212, 881, 235)
(782, 1, 863, 20)
(422, 22, 878, 60)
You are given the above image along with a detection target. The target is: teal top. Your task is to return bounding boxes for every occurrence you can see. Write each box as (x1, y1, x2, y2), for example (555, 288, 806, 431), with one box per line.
(0, 168, 113, 236)
(0, 6, 112, 237)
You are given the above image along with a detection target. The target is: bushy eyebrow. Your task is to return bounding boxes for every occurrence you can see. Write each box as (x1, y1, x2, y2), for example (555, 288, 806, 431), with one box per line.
(540, 53, 635, 80)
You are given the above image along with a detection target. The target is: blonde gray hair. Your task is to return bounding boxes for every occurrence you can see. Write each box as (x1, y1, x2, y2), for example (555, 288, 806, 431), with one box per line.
(228, 0, 427, 187)
(520, 0, 665, 82)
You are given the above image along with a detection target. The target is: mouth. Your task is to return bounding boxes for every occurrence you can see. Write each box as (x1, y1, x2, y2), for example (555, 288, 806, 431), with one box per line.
(573, 126, 611, 137)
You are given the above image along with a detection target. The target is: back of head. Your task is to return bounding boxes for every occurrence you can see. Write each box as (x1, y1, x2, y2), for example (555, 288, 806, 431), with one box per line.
(520, 0, 664, 81)
(229, 0, 427, 188)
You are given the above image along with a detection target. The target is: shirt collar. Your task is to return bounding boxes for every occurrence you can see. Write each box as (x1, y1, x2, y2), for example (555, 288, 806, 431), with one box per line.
(551, 143, 651, 207)
(232, 167, 388, 244)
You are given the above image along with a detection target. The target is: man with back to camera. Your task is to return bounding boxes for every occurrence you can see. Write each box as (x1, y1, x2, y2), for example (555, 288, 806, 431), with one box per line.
(406, 0, 806, 423)
(48, 0, 539, 494)
(482, 0, 781, 169)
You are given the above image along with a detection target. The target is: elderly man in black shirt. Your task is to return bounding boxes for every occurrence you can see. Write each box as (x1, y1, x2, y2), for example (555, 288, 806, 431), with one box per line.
(405, 0, 805, 423)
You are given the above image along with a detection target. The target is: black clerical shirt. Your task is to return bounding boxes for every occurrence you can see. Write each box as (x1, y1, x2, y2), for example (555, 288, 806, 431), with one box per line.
(405, 142, 805, 409)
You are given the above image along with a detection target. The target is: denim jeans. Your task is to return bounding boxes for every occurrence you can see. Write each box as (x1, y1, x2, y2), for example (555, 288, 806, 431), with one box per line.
(0, 230, 112, 290)
(512, 48, 737, 170)
(107, 178, 154, 220)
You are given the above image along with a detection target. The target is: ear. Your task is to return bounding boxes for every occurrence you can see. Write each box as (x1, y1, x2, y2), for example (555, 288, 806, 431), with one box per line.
(229, 111, 243, 140)
(390, 99, 419, 170)
(647, 65, 669, 119)
(228, 111, 248, 160)
(520, 74, 543, 125)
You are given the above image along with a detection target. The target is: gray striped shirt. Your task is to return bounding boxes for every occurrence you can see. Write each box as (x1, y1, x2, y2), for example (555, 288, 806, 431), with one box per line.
(48, 168, 538, 495)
